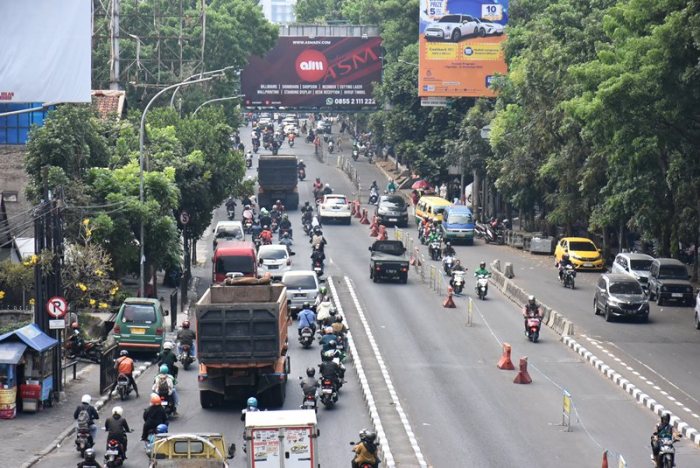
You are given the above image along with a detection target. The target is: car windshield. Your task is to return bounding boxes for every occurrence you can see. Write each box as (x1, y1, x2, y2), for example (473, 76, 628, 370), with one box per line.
(434, 207, 446, 215)
(630, 260, 653, 271)
(380, 196, 405, 208)
(569, 241, 597, 252)
(447, 213, 472, 224)
(284, 275, 317, 289)
(372, 241, 405, 255)
(659, 265, 688, 279)
(216, 256, 255, 275)
(327, 197, 347, 205)
(609, 282, 643, 295)
(438, 15, 458, 23)
(216, 228, 242, 239)
(259, 249, 287, 260)
(122, 304, 156, 324)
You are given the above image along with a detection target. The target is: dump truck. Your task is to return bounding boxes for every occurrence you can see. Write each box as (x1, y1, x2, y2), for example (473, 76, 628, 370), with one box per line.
(196, 283, 290, 408)
(243, 410, 320, 468)
(258, 155, 299, 210)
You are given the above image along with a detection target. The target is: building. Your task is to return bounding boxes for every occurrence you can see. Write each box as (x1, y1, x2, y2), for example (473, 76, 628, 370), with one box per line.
(259, 0, 296, 24)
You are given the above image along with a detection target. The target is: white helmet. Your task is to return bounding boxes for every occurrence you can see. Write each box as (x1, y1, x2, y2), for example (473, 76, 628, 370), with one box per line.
(81, 394, 91, 404)
(112, 406, 123, 416)
(163, 341, 174, 350)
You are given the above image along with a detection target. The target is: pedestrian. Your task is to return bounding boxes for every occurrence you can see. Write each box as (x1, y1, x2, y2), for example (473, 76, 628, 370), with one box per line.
(439, 182, 448, 200)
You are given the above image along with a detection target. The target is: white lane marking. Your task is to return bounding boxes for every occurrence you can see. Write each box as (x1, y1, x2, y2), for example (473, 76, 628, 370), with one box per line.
(326, 277, 395, 468)
(343, 276, 429, 468)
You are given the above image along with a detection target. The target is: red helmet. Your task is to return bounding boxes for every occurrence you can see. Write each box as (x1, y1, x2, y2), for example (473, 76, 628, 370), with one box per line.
(71, 322, 80, 330)
(182, 320, 190, 329)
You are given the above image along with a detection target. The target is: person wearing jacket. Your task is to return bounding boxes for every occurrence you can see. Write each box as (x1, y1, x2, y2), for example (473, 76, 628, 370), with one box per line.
(141, 394, 168, 441)
(352, 429, 379, 468)
(297, 303, 316, 337)
(74, 394, 100, 441)
(156, 342, 178, 377)
(104, 406, 131, 459)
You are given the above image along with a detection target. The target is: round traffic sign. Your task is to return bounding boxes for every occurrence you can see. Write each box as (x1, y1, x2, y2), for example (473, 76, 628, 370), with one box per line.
(46, 296, 68, 319)
(179, 211, 190, 225)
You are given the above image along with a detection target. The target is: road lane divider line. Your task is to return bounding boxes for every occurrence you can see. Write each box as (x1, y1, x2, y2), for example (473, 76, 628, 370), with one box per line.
(343, 276, 429, 468)
(327, 276, 396, 468)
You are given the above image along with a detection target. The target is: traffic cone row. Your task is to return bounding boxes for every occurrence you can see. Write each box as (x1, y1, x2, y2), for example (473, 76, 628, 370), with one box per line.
(360, 209, 370, 225)
(496, 343, 532, 384)
(442, 287, 456, 308)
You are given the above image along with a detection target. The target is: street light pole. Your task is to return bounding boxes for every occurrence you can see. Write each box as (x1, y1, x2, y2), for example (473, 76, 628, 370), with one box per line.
(169, 66, 238, 108)
(139, 75, 219, 297)
(193, 95, 245, 116)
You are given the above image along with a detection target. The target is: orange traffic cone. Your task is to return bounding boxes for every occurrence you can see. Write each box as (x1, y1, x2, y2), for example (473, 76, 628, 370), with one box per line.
(497, 343, 515, 370)
(413, 248, 422, 267)
(350, 201, 357, 216)
(513, 357, 532, 384)
(601, 450, 608, 468)
(354, 201, 363, 219)
(360, 209, 370, 225)
(369, 222, 379, 237)
(443, 287, 456, 308)
(377, 225, 388, 240)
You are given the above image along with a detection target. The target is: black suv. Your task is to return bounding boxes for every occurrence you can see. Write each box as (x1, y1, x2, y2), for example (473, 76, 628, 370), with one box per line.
(648, 258, 694, 306)
(375, 195, 408, 227)
(594, 274, 649, 322)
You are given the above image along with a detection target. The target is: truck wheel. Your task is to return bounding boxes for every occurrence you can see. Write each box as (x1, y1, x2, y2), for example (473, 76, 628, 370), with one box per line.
(200, 390, 222, 409)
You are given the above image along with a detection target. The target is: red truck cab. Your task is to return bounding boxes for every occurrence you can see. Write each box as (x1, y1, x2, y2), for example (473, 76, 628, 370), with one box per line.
(212, 241, 257, 283)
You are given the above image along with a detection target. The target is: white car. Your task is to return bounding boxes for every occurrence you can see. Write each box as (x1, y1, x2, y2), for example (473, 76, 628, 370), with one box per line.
(282, 270, 320, 318)
(424, 14, 481, 42)
(611, 252, 654, 292)
(475, 18, 504, 36)
(283, 124, 299, 136)
(212, 221, 244, 249)
(257, 244, 291, 279)
(318, 194, 352, 224)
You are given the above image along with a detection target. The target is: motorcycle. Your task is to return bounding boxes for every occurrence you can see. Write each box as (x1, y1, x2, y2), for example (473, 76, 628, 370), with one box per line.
(65, 334, 102, 363)
(298, 327, 315, 349)
(313, 259, 324, 278)
(271, 143, 279, 156)
(158, 391, 177, 418)
(429, 241, 442, 261)
(368, 190, 378, 205)
(116, 373, 133, 401)
(526, 314, 541, 343)
(483, 223, 505, 245)
(366, 149, 374, 164)
(298, 167, 306, 181)
(451, 270, 466, 295)
(348, 442, 380, 468)
(75, 427, 94, 457)
(104, 438, 125, 467)
(328, 141, 334, 153)
(657, 437, 678, 468)
(243, 219, 253, 234)
(303, 221, 313, 237)
(475, 274, 489, 300)
(442, 255, 455, 276)
(226, 207, 235, 220)
(319, 378, 338, 409)
(561, 264, 576, 289)
(474, 222, 486, 239)
(352, 148, 359, 161)
(245, 154, 253, 169)
(298, 378, 318, 412)
(179, 344, 194, 370)
(270, 220, 279, 233)
(288, 136, 295, 147)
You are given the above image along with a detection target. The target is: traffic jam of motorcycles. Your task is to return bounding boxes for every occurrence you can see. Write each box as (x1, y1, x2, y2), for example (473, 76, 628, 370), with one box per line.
(50, 111, 696, 468)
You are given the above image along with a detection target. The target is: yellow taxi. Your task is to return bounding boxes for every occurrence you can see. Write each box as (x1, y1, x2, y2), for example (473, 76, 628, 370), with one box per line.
(414, 196, 452, 225)
(554, 237, 605, 271)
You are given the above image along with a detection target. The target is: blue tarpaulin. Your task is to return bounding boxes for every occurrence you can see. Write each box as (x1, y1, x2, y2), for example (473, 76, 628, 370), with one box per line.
(0, 342, 27, 364)
(0, 324, 57, 352)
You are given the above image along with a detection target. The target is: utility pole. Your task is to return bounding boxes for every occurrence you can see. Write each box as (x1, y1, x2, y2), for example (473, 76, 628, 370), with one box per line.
(109, 0, 121, 90)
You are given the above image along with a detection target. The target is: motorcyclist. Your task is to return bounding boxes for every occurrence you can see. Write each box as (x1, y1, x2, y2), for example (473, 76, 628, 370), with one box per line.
(297, 302, 317, 337)
(67, 321, 85, 357)
(386, 178, 397, 193)
(156, 342, 178, 378)
(331, 315, 348, 337)
(322, 183, 333, 196)
(259, 225, 273, 245)
(298, 159, 306, 171)
(474, 261, 491, 277)
(651, 412, 680, 466)
(313, 177, 323, 193)
(316, 301, 335, 327)
(279, 232, 294, 254)
(442, 241, 456, 258)
(300, 367, 319, 397)
(74, 394, 99, 442)
(272, 199, 286, 214)
(152, 365, 178, 413)
(301, 201, 313, 215)
(279, 214, 292, 233)
(240, 397, 260, 422)
(251, 218, 262, 239)
(104, 405, 131, 460)
(114, 350, 139, 397)
(318, 351, 342, 390)
(145, 424, 169, 457)
(141, 394, 168, 441)
(370, 180, 378, 192)
(352, 429, 380, 468)
(242, 205, 254, 223)
(311, 244, 326, 266)
(225, 196, 237, 216)
(556, 253, 574, 281)
(310, 229, 327, 252)
(320, 329, 338, 352)
(77, 448, 103, 468)
(523, 295, 542, 334)
(259, 208, 272, 228)
(176, 320, 196, 359)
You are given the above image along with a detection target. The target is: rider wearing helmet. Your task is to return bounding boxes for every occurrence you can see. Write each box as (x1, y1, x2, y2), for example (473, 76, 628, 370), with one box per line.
(152, 365, 178, 413)
(322, 183, 333, 196)
(259, 224, 273, 245)
(279, 212, 292, 231)
(157, 341, 178, 378)
(259, 208, 272, 228)
(557, 253, 574, 281)
(320, 328, 338, 352)
(77, 448, 103, 468)
(141, 394, 168, 441)
(474, 261, 490, 277)
(297, 302, 317, 337)
(241, 397, 260, 421)
(114, 349, 139, 397)
(651, 412, 679, 464)
(352, 429, 379, 468)
(74, 394, 100, 441)
(300, 367, 319, 396)
(442, 241, 455, 258)
(176, 320, 196, 359)
(523, 295, 542, 334)
(104, 405, 131, 459)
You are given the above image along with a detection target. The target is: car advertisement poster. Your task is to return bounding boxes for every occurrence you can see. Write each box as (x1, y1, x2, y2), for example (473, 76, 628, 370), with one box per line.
(419, 0, 509, 97)
(241, 36, 382, 110)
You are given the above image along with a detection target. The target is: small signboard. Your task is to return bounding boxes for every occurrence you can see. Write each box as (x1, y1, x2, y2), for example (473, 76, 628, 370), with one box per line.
(49, 319, 66, 330)
(420, 97, 448, 107)
(179, 210, 190, 225)
(46, 296, 68, 319)
(562, 389, 572, 431)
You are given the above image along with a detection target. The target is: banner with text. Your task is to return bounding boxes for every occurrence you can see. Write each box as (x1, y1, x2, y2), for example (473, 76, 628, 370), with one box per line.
(241, 36, 382, 110)
(419, 0, 509, 97)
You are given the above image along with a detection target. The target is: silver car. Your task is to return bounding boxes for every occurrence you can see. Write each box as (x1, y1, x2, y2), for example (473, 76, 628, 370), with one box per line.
(282, 270, 320, 319)
(611, 252, 654, 292)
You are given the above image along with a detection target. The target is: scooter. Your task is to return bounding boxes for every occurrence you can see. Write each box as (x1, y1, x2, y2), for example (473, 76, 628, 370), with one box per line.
(104, 438, 125, 467)
(158, 391, 177, 418)
(243, 219, 253, 234)
(442, 255, 455, 276)
(313, 259, 324, 278)
(328, 141, 334, 153)
(451, 270, 466, 295)
(298, 327, 315, 349)
(301, 391, 317, 412)
(298, 167, 306, 181)
(368, 190, 378, 205)
(319, 378, 338, 409)
(475, 274, 490, 299)
(561, 265, 576, 289)
(352, 148, 359, 161)
(75, 427, 94, 457)
(179, 344, 195, 370)
(226, 207, 235, 220)
(429, 241, 442, 261)
(245, 153, 253, 169)
(526, 314, 541, 343)
(657, 436, 679, 468)
(288, 136, 295, 147)
(116, 373, 133, 401)
(65, 334, 102, 363)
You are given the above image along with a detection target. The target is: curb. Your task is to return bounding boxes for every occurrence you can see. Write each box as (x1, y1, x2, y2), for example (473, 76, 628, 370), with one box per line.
(22, 359, 157, 467)
(562, 336, 700, 447)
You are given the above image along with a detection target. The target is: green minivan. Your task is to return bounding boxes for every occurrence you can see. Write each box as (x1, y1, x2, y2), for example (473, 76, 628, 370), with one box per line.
(112, 298, 168, 355)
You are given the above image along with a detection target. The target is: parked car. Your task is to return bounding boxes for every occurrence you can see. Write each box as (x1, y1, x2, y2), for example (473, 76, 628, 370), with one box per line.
(112, 298, 169, 355)
(318, 194, 352, 224)
(282, 270, 320, 319)
(611, 252, 654, 292)
(554, 237, 605, 271)
(424, 14, 481, 42)
(474, 18, 505, 35)
(376, 195, 409, 227)
(257, 244, 292, 279)
(648, 258, 694, 306)
(593, 274, 650, 322)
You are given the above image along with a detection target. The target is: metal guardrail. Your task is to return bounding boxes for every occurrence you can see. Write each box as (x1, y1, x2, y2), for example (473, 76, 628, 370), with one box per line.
(336, 155, 360, 190)
(62, 359, 78, 382)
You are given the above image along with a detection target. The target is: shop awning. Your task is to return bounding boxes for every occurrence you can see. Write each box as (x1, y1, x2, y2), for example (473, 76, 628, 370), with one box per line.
(0, 324, 57, 352)
(0, 342, 27, 364)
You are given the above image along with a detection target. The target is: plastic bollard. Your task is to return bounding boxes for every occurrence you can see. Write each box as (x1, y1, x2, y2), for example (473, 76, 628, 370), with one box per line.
(497, 343, 515, 370)
(513, 356, 532, 384)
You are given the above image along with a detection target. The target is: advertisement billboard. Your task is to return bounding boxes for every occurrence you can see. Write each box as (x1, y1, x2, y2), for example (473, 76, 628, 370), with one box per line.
(419, 0, 509, 97)
(0, 0, 92, 103)
(241, 36, 382, 110)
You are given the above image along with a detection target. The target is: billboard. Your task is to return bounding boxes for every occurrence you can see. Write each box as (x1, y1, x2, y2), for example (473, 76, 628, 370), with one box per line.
(419, 0, 509, 97)
(0, 0, 92, 103)
(241, 36, 382, 110)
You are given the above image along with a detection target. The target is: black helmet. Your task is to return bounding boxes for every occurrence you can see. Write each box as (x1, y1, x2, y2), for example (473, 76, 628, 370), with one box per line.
(306, 367, 316, 377)
(84, 448, 96, 461)
(119, 350, 129, 357)
(329, 307, 337, 316)
(363, 430, 377, 442)
(328, 340, 337, 349)
(335, 315, 343, 323)
(661, 412, 671, 425)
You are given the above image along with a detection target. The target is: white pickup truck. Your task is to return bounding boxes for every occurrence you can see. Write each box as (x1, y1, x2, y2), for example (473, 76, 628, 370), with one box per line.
(318, 194, 352, 224)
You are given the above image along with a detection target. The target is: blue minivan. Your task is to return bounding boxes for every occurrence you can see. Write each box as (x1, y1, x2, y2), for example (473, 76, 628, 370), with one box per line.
(441, 205, 475, 245)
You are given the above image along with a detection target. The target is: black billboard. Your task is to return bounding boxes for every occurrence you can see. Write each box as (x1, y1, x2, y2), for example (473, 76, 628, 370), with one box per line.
(241, 36, 382, 110)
